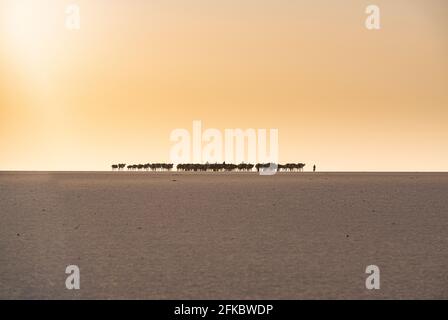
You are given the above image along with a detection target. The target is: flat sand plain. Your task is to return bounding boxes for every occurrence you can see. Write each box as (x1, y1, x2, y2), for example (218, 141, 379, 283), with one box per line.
(0, 172, 447, 299)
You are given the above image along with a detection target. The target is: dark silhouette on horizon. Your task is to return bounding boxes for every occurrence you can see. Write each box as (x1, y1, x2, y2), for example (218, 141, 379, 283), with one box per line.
(111, 163, 126, 171)
(111, 162, 306, 172)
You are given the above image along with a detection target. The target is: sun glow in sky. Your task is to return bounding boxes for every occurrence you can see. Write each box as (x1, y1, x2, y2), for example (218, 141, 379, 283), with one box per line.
(0, 0, 447, 171)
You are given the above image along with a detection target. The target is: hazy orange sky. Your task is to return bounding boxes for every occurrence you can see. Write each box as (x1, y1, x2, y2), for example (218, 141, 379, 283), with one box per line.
(1, 0, 447, 171)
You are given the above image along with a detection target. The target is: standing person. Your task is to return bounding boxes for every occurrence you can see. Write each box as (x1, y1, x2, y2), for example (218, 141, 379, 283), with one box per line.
(313, 165, 316, 172)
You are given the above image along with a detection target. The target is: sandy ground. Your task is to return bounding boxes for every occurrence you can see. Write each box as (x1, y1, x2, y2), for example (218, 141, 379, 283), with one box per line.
(0, 172, 447, 299)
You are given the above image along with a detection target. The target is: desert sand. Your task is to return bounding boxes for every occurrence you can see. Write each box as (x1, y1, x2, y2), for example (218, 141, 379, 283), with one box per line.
(0, 172, 447, 299)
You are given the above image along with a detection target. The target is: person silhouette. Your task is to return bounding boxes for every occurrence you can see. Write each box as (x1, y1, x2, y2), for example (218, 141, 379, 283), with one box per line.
(313, 165, 316, 172)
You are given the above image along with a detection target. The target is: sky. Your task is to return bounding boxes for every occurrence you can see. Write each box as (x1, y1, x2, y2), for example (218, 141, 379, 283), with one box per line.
(0, 0, 447, 171)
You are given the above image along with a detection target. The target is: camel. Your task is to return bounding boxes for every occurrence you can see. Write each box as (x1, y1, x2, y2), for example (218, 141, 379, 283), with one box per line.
(117, 162, 306, 173)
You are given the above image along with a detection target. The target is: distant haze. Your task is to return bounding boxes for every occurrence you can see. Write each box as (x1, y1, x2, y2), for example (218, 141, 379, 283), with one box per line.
(1, 0, 447, 171)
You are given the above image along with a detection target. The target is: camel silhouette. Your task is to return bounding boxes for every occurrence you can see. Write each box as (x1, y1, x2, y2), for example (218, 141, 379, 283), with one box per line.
(113, 162, 306, 172)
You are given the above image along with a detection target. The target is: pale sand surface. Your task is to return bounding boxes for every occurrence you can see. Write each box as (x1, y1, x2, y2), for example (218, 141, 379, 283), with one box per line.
(0, 172, 447, 299)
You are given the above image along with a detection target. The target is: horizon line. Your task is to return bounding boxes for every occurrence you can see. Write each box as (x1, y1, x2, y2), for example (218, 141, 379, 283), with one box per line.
(1, 170, 448, 173)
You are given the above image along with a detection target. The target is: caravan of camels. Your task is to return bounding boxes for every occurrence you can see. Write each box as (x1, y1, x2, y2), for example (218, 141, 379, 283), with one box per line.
(111, 163, 306, 172)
